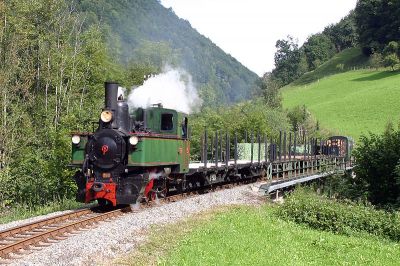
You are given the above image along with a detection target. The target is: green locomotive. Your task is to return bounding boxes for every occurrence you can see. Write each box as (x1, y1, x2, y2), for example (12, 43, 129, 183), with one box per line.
(71, 82, 190, 206)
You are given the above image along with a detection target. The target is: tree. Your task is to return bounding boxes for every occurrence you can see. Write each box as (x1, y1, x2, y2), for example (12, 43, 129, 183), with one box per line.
(0, 0, 117, 207)
(383, 41, 400, 70)
(303, 33, 336, 70)
(355, 0, 400, 55)
(383, 54, 399, 71)
(370, 52, 384, 69)
(324, 11, 358, 52)
(272, 36, 305, 86)
(258, 73, 282, 109)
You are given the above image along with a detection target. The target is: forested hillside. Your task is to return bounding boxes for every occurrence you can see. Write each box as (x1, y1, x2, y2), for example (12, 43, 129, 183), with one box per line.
(0, 0, 260, 209)
(76, 0, 259, 105)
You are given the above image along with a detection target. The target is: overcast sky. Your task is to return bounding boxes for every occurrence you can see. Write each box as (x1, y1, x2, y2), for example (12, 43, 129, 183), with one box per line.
(161, 0, 358, 76)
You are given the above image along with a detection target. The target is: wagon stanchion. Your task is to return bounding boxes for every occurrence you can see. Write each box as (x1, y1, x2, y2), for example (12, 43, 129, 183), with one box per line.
(225, 132, 231, 167)
(200, 134, 203, 164)
(314, 138, 318, 159)
(320, 139, 323, 156)
(203, 130, 208, 168)
(200, 134, 203, 163)
(225, 132, 229, 166)
(311, 138, 314, 172)
(294, 131, 297, 159)
(283, 131, 287, 161)
(264, 134, 268, 163)
(271, 139, 274, 162)
(234, 133, 238, 167)
(251, 131, 254, 164)
(328, 139, 331, 157)
(289, 132, 292, 161)
(220, 131, 223, 164)
(257, 132, 261, 164)
(214, 131, 218, 167)
(278, 130, 282, 161)
(210, 134, 214, 162)
(269, 136, 273, 162)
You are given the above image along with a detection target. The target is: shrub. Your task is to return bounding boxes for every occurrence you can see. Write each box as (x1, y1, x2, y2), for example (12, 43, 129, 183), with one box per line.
(353, 124, 400, 207)
(278, 189, 400, 241)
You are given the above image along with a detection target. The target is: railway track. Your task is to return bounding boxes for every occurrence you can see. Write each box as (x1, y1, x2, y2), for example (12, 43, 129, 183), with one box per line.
(0, 206, 131, 260)
(0, 177, 260, 261)
(0, 160, 342, 262)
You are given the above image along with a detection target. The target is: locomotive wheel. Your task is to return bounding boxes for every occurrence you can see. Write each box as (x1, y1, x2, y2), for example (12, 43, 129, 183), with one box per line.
(98, 198, 109, 206)
(146, 191, 157, 202)
(146, 183, 167, 202)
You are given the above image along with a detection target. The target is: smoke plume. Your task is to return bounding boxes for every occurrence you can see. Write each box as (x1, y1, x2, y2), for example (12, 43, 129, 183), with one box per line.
(127, 66, 201, 114)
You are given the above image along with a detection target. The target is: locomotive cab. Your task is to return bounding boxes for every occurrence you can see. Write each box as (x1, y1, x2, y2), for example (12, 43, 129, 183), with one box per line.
(71, 82, 190, 206)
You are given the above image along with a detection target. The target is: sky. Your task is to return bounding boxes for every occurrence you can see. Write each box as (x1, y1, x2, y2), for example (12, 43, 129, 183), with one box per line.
(161, 0, 358, 76)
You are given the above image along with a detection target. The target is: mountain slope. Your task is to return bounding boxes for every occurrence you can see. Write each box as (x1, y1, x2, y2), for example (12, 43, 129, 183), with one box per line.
(77, 0, 259, 104)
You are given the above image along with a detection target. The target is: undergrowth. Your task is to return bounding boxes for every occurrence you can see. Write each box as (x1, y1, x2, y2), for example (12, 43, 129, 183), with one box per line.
(278, 188, 400, 241)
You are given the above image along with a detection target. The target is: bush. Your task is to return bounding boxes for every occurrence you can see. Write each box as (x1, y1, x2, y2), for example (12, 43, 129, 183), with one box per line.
(278, 189, 400, 241)
(353, 124, 400, 207)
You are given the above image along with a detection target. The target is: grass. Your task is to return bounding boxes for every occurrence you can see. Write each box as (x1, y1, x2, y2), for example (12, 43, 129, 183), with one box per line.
(0, 198, 88, 224)
(115, 206, 233, 266)
(283, 69, 400, 140)
(117, 204, 400, 266)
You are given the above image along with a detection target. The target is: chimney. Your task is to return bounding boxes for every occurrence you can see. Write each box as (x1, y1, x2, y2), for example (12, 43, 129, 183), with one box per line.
(105, 82, 119, 112)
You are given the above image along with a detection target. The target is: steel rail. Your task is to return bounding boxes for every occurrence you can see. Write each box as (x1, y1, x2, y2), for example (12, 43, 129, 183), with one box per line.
(0, 207, 130, 258)
(0, 209, 93, 239)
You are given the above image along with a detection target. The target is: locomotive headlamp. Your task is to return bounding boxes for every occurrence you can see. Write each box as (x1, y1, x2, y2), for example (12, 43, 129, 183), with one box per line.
(100, 110, 113, 123)
(129, 136, 139, 146)
(72, 135, 81, 145)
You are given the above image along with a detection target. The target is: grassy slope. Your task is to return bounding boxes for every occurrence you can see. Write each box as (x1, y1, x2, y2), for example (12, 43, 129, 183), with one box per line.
(119, 205, 400, 265)
(283, 48, 400, 140)
(292, 48, 372, 86)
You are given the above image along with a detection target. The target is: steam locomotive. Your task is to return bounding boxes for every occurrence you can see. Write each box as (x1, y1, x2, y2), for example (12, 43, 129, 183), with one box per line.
(71, 82, 190, 206)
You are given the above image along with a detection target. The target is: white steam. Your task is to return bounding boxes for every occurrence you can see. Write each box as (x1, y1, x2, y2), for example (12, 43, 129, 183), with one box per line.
(127, 67, 201, 113)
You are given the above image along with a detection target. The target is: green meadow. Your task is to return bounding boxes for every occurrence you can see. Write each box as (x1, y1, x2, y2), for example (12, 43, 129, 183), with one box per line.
(119, 205, 400, 266)
(283, 70, 400, 140)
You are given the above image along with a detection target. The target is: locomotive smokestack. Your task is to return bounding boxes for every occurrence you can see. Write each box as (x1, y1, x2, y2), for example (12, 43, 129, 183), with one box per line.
(105, 82, 119, 111)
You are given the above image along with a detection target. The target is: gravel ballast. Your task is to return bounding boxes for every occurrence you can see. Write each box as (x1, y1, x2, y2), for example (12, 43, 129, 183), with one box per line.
(7, 183, 265, 266)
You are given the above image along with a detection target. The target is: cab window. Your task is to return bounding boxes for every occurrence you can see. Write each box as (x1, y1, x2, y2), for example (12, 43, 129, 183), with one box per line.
(182, 117, 188, 138)
(161, 113, 174, 131)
